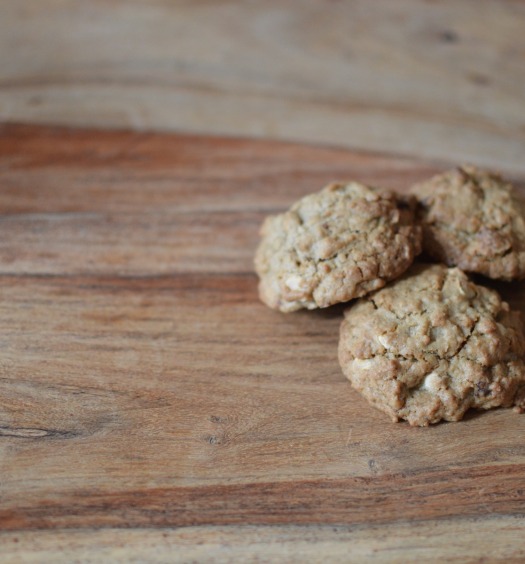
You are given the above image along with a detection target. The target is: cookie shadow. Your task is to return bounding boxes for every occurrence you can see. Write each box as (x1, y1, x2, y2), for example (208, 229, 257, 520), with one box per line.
(306, 301, 351, 320)
(469, 275, 525, 316)
(458, 408, 490, 423)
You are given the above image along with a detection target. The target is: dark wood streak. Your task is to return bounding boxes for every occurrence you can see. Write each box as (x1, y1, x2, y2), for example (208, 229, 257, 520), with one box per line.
(1, 464, 524, 531)
(0, 426, 80, 439)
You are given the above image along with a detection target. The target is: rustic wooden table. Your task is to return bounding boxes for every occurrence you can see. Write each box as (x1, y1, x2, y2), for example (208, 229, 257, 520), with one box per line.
(1, 1, 525, 562)
(1, 124, 524, 563)
(1, 0, 525, 172)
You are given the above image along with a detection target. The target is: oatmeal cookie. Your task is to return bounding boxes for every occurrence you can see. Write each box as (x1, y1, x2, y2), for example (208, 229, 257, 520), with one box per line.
(254, 182, 422, 312)
(338, 264, 525, 426)
(412, 166, 525, 280)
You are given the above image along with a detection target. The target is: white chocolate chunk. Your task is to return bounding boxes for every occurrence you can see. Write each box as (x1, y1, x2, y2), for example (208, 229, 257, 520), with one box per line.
(377, 335, 391, 349)
(285, 275, 305, 291)
(352, 358, 374, 370)
(422, 372, 442, 393)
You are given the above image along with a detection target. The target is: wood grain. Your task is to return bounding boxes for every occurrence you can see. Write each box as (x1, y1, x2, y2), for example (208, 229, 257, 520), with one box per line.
(1, 124, 524, 561)
(1, 1, 525, 172)
(2, 518, 525, 564)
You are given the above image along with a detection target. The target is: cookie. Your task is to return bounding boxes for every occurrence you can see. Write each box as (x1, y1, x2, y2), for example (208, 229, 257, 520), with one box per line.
(254, 182, 422, 312)
(338, 264, 525, 426)
(411, 166, 525, 280)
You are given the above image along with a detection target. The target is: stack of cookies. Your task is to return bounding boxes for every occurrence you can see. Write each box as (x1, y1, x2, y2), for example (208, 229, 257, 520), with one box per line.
(254, 166, 525, 426)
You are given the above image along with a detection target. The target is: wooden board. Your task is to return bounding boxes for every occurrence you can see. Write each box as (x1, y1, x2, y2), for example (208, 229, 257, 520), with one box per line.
(1, 1, 525, 173)
(0, 124, 524, 561)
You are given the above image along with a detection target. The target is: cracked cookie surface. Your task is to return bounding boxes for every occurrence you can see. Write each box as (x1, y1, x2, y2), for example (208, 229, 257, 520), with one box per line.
(411, 166, 525, 280)
(339, 264, 525, 426)
(254, 182, 422, 312)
